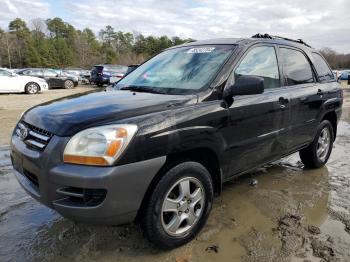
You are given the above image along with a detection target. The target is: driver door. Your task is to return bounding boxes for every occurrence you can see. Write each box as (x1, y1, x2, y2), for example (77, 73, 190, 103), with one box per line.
(223, 45, 291, 177)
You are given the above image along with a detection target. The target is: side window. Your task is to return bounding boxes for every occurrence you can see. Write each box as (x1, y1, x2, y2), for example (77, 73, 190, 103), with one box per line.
(235, 46, 280, 89)
(280, 48, 314, 85)
(311, 53, 335, 82)
(44, 69, 57, 77)
(31, 69, 42, 76)
(0, 70, 11, 76)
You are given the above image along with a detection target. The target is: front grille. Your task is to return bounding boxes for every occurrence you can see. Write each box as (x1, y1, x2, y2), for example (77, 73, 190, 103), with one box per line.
(16, 121, 53, 151)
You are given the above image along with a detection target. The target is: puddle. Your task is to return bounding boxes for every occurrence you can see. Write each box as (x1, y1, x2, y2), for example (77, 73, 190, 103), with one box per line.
(0, 122, 350, 261)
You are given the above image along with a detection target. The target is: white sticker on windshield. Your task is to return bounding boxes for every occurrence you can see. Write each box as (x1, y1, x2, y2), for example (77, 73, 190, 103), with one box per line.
(186, 47, 215, 54)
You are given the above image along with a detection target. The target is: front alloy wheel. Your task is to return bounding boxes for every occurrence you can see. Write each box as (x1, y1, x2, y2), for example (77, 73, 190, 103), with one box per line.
(25, 82, 39, 94)
(141, 161, 214, 249)
(161, 177, 205, 237)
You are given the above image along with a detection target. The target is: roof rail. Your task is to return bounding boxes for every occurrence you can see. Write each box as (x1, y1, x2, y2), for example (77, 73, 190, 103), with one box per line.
(251, 33, 312, 48)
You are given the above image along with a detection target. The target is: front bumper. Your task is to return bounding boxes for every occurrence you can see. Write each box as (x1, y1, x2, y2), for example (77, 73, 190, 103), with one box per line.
(39, 82, 49, 91)
(11, 133, 166, 225)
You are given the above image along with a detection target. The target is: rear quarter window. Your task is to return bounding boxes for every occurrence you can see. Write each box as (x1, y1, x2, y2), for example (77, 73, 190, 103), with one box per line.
(311, 53, 335, 82)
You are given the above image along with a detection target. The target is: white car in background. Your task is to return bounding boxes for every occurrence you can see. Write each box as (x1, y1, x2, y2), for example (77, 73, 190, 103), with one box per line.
(0, 68, 48, 94)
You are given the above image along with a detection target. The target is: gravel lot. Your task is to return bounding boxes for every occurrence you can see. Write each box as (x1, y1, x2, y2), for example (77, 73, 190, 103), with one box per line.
(0, 86, 97, 145)
(0, 87, 349, 261)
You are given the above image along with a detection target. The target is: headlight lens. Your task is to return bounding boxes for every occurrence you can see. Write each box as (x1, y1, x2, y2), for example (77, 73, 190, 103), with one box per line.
(63, 124, 137, 166)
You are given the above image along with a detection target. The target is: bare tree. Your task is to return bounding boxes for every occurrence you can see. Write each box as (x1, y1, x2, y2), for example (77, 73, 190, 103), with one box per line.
(29, 18, 48, 38)
(0, 32, 16, 68)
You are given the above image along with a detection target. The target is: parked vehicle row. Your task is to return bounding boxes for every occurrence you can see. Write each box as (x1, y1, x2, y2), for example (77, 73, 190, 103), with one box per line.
(62, 68, 91, 84)
(0, 68, 48, 94)
(90, 64, 139, 87)
(1, 64, 139, 93)
(17, 68, 79, 89)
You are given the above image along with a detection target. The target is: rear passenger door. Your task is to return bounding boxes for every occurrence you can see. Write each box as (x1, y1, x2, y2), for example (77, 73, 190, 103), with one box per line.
(278, 47, 322, 150)
(224, 45, 291, 176)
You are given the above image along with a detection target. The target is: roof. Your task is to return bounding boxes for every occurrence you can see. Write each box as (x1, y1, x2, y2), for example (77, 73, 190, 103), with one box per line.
(170, 35, 315, 51)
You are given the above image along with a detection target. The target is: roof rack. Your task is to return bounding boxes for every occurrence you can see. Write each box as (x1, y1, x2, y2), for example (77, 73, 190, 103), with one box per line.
(251, 33, 312, 48)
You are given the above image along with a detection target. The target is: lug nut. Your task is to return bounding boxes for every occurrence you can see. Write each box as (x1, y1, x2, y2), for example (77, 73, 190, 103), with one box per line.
(187, 199, 191, 204)
(177, 203, 181, 208)
(178, 211, 182, 215)
(185, 209, 189, 213)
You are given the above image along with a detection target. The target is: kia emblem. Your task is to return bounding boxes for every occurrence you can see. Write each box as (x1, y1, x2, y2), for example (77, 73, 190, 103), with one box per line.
(18, 126, 28, 140)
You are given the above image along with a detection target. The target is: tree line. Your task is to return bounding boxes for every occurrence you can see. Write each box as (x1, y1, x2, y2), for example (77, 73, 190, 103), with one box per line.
(0, 17, 194, 69)
(1, 17, 349, 70)
(320, 48, 350, 70)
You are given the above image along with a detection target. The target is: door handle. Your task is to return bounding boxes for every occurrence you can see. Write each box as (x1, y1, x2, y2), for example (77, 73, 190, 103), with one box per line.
(317, 89, 324, 96)
(278, 97, 289, 109)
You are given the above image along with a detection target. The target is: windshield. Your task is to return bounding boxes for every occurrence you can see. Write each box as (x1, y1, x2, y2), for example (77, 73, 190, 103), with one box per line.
(115, 45, 234, 94)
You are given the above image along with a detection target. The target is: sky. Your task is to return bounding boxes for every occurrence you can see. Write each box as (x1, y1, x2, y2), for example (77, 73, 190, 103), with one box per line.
(0, 0, 349, 53)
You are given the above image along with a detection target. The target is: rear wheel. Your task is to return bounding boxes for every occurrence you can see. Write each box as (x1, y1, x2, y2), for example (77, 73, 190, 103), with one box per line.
(64, 80, 74, 89)
(141, 162, 214, 249)
(299, 120, 334, 168)
(25, 82, 39, 94)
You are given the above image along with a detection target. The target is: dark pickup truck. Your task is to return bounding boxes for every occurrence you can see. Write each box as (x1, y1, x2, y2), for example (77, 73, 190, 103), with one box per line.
(11, 34, 342, 249)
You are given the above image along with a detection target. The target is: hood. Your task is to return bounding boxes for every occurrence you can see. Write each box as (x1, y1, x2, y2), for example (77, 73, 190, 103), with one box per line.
(22, 89, 197, 136)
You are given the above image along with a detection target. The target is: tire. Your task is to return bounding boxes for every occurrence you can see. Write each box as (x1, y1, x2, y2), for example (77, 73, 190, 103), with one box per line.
(25, 82, 40, 94)
(64, 80, 74, 89)
(299, 120, 334, 169)
(141, 161, 214, 249)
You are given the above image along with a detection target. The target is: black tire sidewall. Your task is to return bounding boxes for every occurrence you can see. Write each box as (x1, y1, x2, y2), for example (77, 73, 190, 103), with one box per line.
(143, 162, 214, 249)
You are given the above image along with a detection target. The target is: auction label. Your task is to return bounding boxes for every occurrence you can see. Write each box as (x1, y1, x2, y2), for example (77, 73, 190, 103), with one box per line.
(187, 47, 215, 53)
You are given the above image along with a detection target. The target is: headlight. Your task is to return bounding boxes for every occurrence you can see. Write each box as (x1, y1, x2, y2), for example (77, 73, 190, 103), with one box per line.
(63, 124, 137, 166)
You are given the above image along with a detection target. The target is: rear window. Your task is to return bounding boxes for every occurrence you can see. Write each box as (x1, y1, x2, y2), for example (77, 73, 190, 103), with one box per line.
(92, 66, 103, 72)
(311, 53, 335, 82)
(280, 48, 314, 86)
(104, 65, 128, 73)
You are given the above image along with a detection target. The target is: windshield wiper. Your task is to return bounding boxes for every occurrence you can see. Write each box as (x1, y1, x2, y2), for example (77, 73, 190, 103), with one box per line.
(120, 85, 164, 94)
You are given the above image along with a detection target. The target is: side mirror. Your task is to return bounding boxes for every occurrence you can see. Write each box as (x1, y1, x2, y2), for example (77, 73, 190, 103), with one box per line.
(223, 75, 264, 99)
(10, 72, 17, 77)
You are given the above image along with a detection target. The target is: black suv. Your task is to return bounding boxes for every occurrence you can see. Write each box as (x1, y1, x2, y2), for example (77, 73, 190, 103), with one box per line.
(11, 35, 342, 249)
(17, 68, 79, 89)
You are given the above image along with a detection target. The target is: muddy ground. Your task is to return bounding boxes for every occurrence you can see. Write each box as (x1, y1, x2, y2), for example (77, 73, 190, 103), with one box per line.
(0, 87, 349, 262)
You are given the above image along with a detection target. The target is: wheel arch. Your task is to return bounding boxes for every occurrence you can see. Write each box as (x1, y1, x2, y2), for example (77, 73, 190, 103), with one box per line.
(321, 111, 337, 141)
(135, 147, 222, 223)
